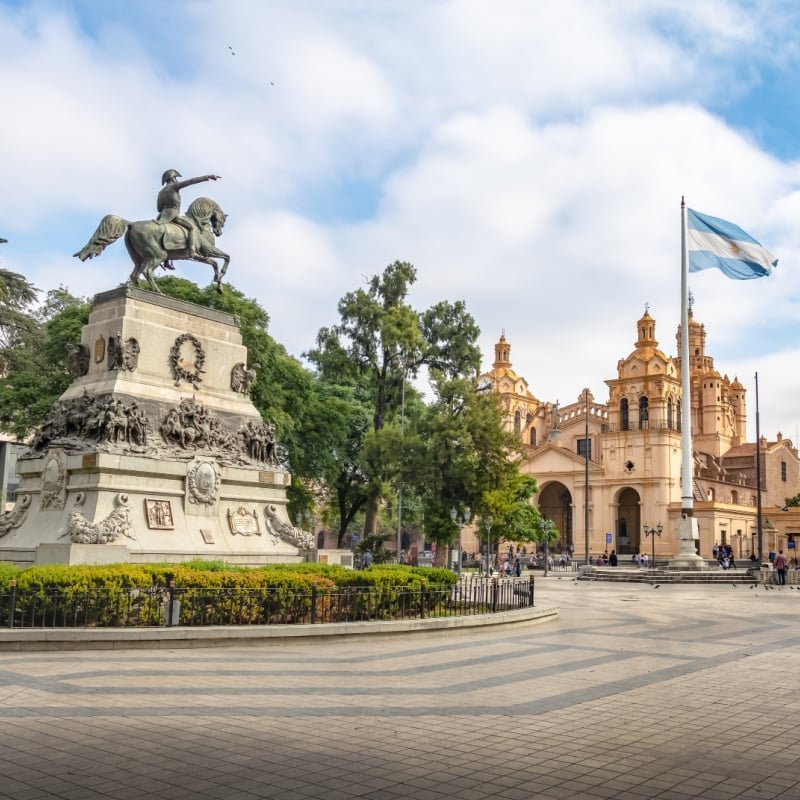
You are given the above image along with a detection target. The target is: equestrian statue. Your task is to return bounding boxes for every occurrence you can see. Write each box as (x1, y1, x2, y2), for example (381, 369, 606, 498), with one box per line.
(74, 170, 230, 294)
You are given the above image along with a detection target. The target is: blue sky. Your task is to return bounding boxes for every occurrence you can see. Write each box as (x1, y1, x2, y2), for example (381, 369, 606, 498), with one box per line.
(4, 0, 800, 443)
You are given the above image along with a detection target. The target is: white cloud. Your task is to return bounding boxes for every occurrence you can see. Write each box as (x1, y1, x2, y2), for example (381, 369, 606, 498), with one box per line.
(4, 0, 800, 443)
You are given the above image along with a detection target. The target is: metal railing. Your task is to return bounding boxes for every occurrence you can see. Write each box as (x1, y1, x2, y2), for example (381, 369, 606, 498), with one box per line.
(0, 578, 535, 629)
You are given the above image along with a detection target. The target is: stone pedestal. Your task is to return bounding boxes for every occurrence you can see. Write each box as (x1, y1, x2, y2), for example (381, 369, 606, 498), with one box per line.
(668, 515, 708, 571)
(0, 287, 312, 567)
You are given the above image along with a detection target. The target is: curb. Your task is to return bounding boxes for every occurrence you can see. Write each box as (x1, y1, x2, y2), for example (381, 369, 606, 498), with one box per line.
(0, 605, 559, 651)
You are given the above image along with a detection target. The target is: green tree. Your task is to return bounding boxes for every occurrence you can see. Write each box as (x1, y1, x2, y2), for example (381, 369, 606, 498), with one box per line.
(0, 268, 38, 353)
(306, 261, 481, 536)
(414, 373, 522, 564)
(0, 285, 89, 438)
(481, 473, 542, 555)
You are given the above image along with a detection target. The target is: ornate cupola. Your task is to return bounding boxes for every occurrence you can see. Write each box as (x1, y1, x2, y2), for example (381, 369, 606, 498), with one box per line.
(635, 306, 658, 350)
(493, 331, 512, 370)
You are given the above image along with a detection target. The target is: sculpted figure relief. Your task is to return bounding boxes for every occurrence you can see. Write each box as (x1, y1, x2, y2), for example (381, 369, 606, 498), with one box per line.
(74, 169, 229, 294)
(30, 392, 151, 453)
(263, 504, 314, 550)
(107, 333, 140, 372)
(66, 344, 90, 377)
(231, 362, 258, 394)
(60, 493, 136, 545)
(0, 494, 32, 539)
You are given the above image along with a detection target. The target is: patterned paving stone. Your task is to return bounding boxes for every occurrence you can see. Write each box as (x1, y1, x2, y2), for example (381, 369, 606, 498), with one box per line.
(1, 581, 799, 798)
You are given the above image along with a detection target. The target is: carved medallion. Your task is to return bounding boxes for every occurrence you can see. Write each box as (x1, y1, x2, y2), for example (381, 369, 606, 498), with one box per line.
(40, 449, 67, 510)
(94, 335, 106, 363)
(170, 333, 205, 389)
(145, 499, 175, 530)
(227, 506, 261, 536)
(186, 460, 220, 506)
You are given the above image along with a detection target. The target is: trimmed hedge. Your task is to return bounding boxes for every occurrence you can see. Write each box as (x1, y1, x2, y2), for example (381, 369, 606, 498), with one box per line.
(0, 561, 458, 593)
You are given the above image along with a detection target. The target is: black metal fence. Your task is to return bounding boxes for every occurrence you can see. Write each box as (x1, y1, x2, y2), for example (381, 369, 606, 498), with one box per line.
(0, 577, 534, 629)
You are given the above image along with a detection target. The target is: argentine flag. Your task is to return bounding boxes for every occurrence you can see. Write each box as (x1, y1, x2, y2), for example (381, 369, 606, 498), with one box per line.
(687, 209, 777, 280)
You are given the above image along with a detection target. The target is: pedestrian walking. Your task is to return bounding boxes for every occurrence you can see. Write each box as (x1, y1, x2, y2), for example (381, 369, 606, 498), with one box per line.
(774, 550, 788, 585)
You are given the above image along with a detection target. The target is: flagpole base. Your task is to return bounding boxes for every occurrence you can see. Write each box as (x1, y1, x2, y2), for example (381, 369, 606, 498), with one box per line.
(668, 515, 708, 571)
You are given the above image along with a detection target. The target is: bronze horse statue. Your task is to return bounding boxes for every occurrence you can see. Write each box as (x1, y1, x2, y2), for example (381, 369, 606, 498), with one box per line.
(74, 197, 230, 293)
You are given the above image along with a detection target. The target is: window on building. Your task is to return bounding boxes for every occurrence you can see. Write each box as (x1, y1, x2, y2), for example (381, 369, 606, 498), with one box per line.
(577, 438, 591, 460)
(731, 490, 738, 504)
(676, 399, 682, 432)
(514, 410, 521, 435)
(782, 461, 787, 482)
(530, 428, 537, 446)
(620, 398, 629, 431)
(667, 397, 674, 429)
(639, 396, 649, 430)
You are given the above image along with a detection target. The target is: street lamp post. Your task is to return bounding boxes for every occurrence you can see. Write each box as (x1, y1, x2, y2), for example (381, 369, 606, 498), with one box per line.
(450, 507, 470, 576)
(541, 519, 554, 577)
(643, 522, 663, 568)
(485, 515, 493, 576)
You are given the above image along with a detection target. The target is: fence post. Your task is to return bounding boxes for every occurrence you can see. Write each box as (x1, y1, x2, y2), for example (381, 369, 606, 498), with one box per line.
(8, 579, 16, 629)
(420, 587, 426, 619)
(491, 580, 498, 613)
(529, 576, 535, 607)
(166, 580, 176, 627)
(311, 585, 317, 624)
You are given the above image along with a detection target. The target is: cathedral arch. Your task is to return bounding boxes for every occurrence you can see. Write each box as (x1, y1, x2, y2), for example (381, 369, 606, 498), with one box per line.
(615, 487, 641, 555)
(639, 396, 649, 430)
(538, 482, 573, 552)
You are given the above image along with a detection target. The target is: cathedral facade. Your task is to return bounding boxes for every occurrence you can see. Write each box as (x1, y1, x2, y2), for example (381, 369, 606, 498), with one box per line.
(474, 309, 800, 562)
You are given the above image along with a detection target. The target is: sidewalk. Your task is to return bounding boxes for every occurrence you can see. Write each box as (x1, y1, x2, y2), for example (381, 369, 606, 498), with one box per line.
(0, 580, 798, 799)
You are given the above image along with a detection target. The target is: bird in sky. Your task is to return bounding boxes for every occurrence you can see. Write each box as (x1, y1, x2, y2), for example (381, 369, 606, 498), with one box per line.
(228, 45, 235, 55)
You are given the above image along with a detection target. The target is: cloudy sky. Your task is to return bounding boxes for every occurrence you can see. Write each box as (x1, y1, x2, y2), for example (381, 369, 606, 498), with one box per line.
(3, 0, 800, 442)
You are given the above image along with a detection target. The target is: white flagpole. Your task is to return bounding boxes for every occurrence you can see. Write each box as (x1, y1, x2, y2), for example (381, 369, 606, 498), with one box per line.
(672, 197, 706, 568)
(680, 198, 693, 514)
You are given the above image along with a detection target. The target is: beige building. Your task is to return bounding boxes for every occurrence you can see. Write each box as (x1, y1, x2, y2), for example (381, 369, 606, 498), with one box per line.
(469, 308, 800, 563)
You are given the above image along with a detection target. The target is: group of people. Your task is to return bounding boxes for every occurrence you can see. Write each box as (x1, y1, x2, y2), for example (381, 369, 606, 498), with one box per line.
(712, 543, 737, 570)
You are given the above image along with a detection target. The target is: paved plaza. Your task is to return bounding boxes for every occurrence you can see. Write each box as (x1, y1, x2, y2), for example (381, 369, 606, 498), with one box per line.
(1, 579, 799, 800)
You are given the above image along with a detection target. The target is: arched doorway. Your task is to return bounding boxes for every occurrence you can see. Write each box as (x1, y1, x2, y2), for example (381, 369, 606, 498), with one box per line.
(616, 487, 641, 555)
(539, 482, 573, 552)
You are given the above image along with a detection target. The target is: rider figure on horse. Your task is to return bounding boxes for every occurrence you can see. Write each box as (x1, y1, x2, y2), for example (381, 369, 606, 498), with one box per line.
(156, 169, 220, 258)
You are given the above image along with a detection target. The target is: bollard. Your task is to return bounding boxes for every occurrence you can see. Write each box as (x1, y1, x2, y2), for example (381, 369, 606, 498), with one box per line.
(166, 580, 180, 627)
(311, 585, 318, 624)
(529, 575, 535, 607)
(8, 579, 16, 629)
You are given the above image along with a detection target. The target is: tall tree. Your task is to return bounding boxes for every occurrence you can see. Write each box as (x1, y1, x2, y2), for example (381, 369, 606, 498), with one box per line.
(0, 285, 89, 438)
(413, 372, 522, 563)
(306, 261, 481, 535)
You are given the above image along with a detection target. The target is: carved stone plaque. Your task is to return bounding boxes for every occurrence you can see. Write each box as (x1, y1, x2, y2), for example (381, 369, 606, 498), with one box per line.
(94, 334, 106, 363)
(227, 507, 261, 536)
(144, 499, 175, 530)
(186, 460, 220, 506)
(40, 449, 67, 510)
(199, 528, 215, 544)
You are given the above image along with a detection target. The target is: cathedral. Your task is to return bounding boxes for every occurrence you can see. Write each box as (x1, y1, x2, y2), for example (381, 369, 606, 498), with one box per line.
(473, 306, 800, 562)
